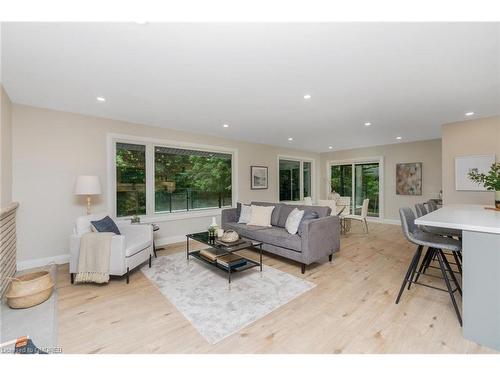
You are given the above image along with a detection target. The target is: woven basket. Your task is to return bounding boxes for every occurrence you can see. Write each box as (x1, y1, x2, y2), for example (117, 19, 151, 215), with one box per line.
(5, 271, 54, 309)
(220, 230, 240, 243)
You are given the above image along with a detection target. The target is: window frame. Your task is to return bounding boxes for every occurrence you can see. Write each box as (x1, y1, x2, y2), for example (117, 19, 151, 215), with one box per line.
(277, 155, 316, 203)
(107, 133, 238, 222)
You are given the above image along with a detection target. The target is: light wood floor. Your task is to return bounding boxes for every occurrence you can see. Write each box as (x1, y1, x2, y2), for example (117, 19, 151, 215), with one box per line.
(57, 222, 496, 354)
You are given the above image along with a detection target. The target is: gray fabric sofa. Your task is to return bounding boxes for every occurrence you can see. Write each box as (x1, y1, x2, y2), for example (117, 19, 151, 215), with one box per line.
(221, 201, 340, 273)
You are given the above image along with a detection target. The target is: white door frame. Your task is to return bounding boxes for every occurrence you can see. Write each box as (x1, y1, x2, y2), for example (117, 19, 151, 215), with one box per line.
(326, 156, 384, 219)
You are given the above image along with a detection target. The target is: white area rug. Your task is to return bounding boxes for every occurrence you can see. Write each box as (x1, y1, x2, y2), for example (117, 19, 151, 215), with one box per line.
(141, 252, 315, 344)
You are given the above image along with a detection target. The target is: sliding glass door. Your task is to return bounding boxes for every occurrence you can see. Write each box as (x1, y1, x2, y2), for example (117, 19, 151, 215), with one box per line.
(330, 161, 380, 217)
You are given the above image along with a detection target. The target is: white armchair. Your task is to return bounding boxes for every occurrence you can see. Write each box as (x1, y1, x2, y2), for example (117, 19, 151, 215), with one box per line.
(69, 213, 154, 284)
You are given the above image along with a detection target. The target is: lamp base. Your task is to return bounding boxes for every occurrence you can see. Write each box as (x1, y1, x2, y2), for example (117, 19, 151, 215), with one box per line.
(86, 196, 92, 215)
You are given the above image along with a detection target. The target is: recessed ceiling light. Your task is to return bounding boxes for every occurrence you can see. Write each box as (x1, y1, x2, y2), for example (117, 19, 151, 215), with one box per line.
(303, 94, 312, 100)
(328, 146, 333, 150)
(96, 96, 106, 102)
(288, 137, 293, 141)
(222, 123, 229, 128)
(364, 122, 372, 126)
(465, 112, 475, 116)
(135, 21, 148, 25)
(396, 136, 402, 140)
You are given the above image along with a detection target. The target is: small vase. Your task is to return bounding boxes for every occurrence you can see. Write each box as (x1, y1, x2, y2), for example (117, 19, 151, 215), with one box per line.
(496, 191, 500, 209)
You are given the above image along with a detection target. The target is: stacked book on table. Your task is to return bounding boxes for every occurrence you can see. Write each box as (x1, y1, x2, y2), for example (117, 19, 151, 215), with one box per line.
(199, 249, 247, 270)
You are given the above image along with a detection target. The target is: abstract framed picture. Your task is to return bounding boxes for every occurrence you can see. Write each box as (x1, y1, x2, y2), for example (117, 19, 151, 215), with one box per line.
(455, 154, 495, 191)
(250, 166, 268, 190)
(396, 162, 422, 195)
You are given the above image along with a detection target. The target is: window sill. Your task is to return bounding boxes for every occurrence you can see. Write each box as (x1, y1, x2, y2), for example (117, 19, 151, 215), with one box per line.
(118, 207, 232, 224)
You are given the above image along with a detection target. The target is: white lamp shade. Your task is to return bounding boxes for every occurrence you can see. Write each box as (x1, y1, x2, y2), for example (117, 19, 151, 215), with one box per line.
(74, 175, 102, 195)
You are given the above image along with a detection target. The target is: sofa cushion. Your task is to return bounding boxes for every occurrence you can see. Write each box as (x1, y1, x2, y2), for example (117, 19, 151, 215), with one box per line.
(302, 210, 319, 221)
(277, 204, 331, 228)
(251, 227, 302, 252)
(223, 222, 269, 239)
(251, 202, 282, 226)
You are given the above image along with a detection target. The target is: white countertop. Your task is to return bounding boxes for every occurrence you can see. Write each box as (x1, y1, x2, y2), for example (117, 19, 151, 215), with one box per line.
(415, 204, 500, 234)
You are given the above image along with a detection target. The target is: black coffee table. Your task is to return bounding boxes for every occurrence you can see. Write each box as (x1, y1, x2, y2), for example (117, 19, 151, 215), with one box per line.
(186, 232, 263, 283)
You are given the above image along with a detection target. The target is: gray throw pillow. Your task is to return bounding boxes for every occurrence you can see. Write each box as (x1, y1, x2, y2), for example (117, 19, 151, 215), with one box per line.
(302, 210, 319, 221)
(297, 211, 319, 237)
(285, 208, 305, 235)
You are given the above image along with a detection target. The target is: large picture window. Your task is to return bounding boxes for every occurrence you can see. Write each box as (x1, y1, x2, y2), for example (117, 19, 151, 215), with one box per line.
(155, 147, 232, 213)
(279, 158, 313, 202)
(113, 138, 234, 218)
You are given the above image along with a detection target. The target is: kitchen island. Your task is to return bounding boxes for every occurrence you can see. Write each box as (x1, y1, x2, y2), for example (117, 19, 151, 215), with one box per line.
(415, 204, 500, 351)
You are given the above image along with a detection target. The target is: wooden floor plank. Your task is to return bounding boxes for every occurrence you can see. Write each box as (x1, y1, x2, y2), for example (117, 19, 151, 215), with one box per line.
(57, 223, 496, 354)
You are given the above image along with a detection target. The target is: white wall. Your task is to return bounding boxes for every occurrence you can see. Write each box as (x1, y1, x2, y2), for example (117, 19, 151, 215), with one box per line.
(12, 104, 320, 266)
(442, 116, 500, 205)
(0, 84, 13, 208)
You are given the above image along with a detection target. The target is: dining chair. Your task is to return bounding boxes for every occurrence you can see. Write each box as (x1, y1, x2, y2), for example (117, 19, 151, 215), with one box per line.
(338, 196, 351, 215)
(396, 207, 462, 325)
(345, 198, 369, 233)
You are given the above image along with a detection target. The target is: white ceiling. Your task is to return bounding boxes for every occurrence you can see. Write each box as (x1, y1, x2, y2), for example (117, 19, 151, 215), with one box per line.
(2, 22, 499, 152)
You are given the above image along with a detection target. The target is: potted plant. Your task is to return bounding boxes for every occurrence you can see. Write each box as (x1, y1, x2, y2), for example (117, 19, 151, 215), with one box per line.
(468, 162, 500, 209)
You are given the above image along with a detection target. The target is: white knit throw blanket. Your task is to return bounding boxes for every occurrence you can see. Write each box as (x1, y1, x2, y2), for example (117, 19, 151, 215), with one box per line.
(74, 232, 114, 284)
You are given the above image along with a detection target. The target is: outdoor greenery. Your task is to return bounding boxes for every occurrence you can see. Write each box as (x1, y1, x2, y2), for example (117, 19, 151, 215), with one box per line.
(330, 165, 352, 197)
(155, 150, 232, 212)
(279, 160, 301, 201)
(115, 143, 232, 217)
(330, 163, 379, 216)
(468, 162, 500, 191)
(116, 144, 147, 217)
(354, 163, 379, 216)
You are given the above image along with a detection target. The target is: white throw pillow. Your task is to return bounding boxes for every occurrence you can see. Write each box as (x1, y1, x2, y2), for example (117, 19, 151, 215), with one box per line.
(247, 205, 274, 227)
(238, 204, 252, 224)
(285, 208, 305, 235)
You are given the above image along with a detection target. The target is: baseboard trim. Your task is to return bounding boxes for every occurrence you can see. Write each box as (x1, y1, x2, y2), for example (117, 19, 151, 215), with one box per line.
(17, 254, 70, 271)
